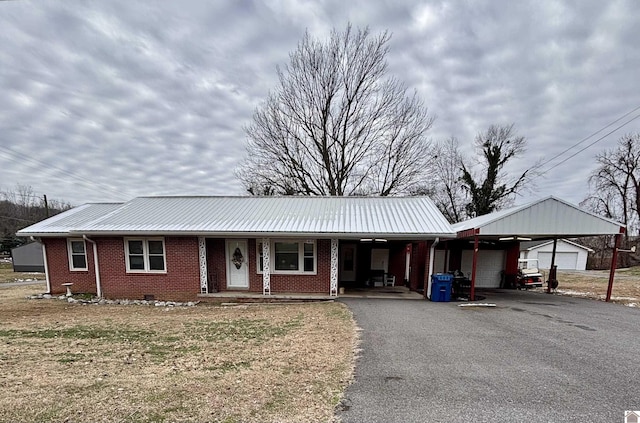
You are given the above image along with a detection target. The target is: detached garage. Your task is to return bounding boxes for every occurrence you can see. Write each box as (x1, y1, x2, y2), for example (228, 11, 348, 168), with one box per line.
(434, 196, 625, 300)
(520, 239, 593, 270)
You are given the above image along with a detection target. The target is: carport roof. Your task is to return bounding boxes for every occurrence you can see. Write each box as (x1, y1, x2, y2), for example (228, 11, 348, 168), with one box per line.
(452, 196, 625, 239)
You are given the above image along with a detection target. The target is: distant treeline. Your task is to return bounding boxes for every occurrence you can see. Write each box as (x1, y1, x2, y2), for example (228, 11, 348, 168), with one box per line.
(0, 185, 71, 254)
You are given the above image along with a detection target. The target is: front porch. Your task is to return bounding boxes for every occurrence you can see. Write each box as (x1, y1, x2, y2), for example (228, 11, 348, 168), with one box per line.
(197, 285, 423, 301)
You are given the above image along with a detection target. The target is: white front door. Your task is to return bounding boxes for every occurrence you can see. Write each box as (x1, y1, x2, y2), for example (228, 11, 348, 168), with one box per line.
(226, 239, 249, 289)
(340, 244, 357, 282)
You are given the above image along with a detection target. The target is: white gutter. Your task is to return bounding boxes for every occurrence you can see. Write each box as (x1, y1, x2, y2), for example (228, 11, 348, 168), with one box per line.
(32, 236, 50, 294)
(426, 237, 440, 299)
(83, 235, 102, 298)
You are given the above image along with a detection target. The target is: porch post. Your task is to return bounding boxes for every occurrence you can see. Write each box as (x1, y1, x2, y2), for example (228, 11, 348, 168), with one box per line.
(606, 232, 622, 302)
(262, 238, 271, 295)
(547, 238, 557, 293)
(470, 229, 479, 301)
(198, 237, 208, 294)
(330, 239, 339, 296)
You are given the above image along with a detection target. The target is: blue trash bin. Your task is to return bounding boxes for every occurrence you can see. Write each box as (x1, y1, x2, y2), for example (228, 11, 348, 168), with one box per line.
(430, 273, 452, 302)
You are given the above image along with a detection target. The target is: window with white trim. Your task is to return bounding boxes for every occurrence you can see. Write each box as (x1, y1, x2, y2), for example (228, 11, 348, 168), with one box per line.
(257, 240, 316, 274)
(68, 239, 87, 271)
(125, 238, 166, 273)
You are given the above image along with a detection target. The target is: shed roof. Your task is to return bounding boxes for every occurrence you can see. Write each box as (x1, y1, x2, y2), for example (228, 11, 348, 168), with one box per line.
(520, 238, 594, 252)
(452, 196, 624, 239)
(18, 196, 454, 239)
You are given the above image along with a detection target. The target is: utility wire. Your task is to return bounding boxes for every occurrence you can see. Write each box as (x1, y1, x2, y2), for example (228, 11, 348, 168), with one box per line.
(538, 104, 640, 170)
(538, 112, 640, 176)
(0, 147, 131, 200)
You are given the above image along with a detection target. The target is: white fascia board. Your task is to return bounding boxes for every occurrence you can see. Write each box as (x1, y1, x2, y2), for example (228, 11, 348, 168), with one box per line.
(70, 230, 457, 240)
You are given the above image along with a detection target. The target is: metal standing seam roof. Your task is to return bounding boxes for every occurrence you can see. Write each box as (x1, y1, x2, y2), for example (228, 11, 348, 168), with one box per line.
(452, 196, 625, 238)
(16, 203, 124, 236)
(17, 196, 455, 239)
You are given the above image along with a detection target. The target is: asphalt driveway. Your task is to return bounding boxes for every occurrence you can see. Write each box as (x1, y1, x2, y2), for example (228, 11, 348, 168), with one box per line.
(338, 290, 640, 422)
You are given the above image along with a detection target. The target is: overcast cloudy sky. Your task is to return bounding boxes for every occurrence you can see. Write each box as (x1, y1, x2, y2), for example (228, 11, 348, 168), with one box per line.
(1, 0, 639, 207)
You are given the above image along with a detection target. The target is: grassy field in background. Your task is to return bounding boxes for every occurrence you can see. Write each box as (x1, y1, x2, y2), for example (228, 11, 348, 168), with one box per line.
(550, 268, 640, 306)
(0, 262, 44, 283)
(0, 284, 357, 423)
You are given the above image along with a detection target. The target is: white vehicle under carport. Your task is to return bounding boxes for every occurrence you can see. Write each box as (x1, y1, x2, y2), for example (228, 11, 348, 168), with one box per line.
(516, 259, 544, 289)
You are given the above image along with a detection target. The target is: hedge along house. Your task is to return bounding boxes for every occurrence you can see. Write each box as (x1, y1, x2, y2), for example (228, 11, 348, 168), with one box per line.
(17, 196, 455, 301)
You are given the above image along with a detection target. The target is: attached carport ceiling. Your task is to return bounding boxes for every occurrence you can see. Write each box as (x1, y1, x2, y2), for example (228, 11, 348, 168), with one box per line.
(452, 196, 624, 238)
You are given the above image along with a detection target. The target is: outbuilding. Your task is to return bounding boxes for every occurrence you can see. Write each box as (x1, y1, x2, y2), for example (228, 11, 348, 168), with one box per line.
(441, 196, 625, 300)
(520, 239, 593, 270)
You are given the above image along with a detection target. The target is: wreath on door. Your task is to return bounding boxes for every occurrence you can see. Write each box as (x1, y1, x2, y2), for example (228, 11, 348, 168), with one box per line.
(231, 247, 244, 269)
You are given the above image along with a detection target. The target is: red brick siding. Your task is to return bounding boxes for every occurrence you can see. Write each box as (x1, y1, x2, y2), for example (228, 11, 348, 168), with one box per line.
(97, 236, 200, 301)
(43, 238, 97, 295)
(213, 238, 331, 293)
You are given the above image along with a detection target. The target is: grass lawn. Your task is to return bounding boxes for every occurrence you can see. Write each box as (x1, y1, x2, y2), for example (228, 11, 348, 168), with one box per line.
(0, 284, 357, 422)
(547, 268, 640, 306)
(0, 262, 44, 283)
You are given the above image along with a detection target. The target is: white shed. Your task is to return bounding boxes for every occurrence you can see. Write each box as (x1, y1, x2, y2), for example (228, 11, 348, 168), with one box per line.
(520, 239, 593, 270)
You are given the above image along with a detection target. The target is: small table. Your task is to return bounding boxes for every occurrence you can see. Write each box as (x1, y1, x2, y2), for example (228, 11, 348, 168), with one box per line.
(61, 283, 73, 297)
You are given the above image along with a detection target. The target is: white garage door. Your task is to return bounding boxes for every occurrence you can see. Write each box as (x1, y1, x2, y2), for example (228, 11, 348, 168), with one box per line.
(461, 250, 506, 288)
(538, 252, 578, 270)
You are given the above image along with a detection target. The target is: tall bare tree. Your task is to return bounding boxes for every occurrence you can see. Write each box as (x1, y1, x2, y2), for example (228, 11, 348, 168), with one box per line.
(236, 24, 434, 196)
(587, 134, 640, 238)
(461, 124, 534, 217)
(429, 137, 466, 223)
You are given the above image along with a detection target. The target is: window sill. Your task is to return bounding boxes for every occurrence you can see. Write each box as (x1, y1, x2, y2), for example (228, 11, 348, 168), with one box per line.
(69, 268, 88, 272)
(257, 271, 317, 276)
(125, 270, 168, 274)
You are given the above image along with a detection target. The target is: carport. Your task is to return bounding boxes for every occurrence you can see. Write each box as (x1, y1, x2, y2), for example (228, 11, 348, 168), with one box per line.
(445, 196, 625, 301)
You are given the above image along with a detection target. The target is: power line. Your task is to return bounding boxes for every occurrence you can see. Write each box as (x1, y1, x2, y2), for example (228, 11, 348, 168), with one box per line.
(0, 147, 131, 199)
(538, 112, 640, 176)
(538, 104, 640, 170)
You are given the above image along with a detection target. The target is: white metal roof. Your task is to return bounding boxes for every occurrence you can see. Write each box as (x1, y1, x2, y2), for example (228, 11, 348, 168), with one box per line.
(16, 203, 123, 236)
(452, 196, 624, 238)
(18, 196, 455, 239)
(520, 239, 594, 252)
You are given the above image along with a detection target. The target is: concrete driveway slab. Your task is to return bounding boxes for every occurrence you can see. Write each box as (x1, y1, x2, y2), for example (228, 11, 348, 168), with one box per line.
(338, 290, 640, 423)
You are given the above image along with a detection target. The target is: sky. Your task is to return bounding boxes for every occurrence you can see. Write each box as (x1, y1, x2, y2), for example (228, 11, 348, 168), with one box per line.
(1, 0, 639, 207)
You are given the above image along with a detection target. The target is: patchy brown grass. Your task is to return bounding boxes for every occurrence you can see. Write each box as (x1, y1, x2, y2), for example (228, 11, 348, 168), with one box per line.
(549, 268, 640, 307)
(0, 285, 357, 423)
(0, 262, 44, 283)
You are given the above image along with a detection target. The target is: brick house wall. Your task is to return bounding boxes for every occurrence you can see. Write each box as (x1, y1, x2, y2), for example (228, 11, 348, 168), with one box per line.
(43, 236, 200, 301)
(98, 236, 200, 301)
(43, 238, 97, 295)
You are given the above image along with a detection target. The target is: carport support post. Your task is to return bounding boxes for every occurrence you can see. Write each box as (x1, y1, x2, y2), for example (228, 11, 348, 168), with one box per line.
(606, 232, 622, 302)
(470, 230, 479, 301)
(547, 238, 557, 293)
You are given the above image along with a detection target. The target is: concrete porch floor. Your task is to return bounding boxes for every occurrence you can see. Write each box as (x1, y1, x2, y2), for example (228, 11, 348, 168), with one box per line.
(197, 286, 424, 301)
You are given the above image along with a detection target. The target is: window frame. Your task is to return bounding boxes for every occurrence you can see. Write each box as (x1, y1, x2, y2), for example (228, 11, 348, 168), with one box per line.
(124, 238, 167, 274)
(67, 238, 88, 271)
(257, 239, 316, 275)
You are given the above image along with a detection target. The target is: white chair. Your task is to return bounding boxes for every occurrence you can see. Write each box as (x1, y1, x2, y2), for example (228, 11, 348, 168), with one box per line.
(384, 274, 395, 287)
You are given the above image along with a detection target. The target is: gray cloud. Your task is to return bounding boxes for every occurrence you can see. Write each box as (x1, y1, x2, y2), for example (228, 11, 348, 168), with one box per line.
(0, 0, 639, 208)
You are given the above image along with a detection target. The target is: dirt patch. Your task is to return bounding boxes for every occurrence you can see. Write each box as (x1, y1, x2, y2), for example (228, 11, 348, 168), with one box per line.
(546, 269, 640, 307)
(0, 285, 357, 422)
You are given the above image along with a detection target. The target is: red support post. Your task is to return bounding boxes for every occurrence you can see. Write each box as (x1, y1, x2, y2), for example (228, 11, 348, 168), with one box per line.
(470, 230, 479, 301)
(606, 232, 622, 302)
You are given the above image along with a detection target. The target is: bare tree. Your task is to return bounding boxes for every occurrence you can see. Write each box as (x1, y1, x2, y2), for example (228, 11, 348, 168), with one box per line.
(461, 124, 535, 217)
(428, 137, 466, 223)
(236, 24, 434, 196)
(588, 134, 640, 238)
